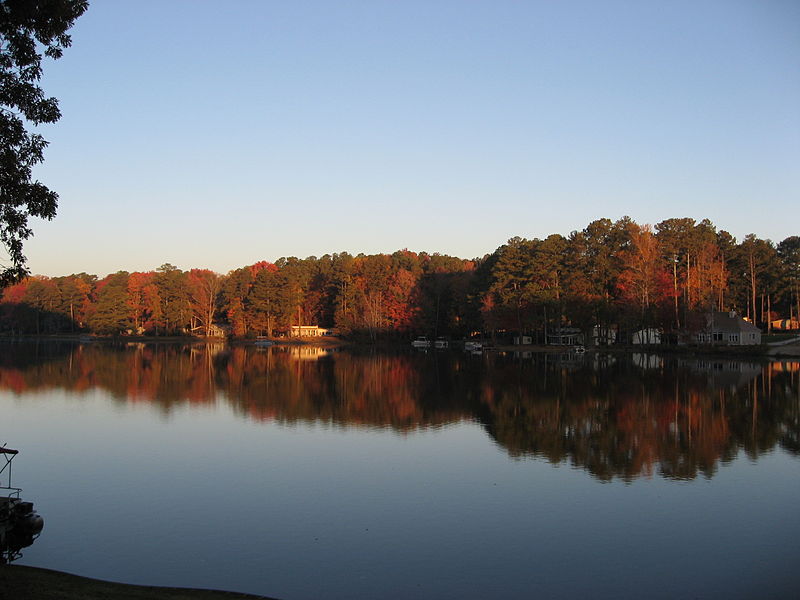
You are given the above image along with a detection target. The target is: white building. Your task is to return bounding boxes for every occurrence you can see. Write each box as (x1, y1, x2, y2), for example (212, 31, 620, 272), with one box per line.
(695, 311, 761, 346)
(547, 327, 583, 346)
(632, 328, 661, 345)
(289, 325, 331, 337)
(591, 325, 617, 346)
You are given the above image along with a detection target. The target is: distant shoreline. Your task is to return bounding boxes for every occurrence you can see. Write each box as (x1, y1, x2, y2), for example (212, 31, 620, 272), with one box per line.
(0, 564, 279, 600)
(1, 333, 799, 358)
(0, 333, 350, 347)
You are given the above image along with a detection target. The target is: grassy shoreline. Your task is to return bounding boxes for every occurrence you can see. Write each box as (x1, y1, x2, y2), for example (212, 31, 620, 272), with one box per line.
(0, 565, 279, 600)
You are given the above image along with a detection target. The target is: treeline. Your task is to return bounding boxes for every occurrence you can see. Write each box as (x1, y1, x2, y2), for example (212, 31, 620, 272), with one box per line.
(2, 217, 799, 339)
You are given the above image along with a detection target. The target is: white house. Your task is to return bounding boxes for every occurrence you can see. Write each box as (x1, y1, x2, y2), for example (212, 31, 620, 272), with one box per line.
(695, 311, 761, 346)
(547, 327, 583, 346)
(289, 325, 331, 337)
(591, 325, 617, 346)
(632, 328, 661, 345)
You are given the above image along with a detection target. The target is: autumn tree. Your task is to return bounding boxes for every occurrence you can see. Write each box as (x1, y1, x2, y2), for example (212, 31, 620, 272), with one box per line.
(692, 242, 727, 312)
(127, 271, 160, 333)
(187, 269, 222, 336)
(616, 224, 673, 337)
(617, 225, 663, 312)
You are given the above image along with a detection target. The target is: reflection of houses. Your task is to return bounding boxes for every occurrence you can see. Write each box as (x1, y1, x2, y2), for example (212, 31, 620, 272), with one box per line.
(544, 351, 585, 370)
(591, 325, 617, 346)
(289, 325, 331, 337)
(695, 311, 761, 346)
(769, 361, 799, 374)
(686, 359, 762, 390)
(632, 328, 661, 345)
(288, 346, 333, 361)
(589, 353, 617, 370)
(632, 353, 663, 369)
(547, 327, 583, 345)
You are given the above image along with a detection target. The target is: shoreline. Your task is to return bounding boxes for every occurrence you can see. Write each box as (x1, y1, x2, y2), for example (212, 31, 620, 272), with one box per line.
(0, 564, 279, 600)
(1, 333, 798, 358)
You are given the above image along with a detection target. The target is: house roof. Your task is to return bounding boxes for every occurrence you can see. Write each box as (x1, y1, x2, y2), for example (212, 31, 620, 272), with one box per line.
(707, 311, 760, 334)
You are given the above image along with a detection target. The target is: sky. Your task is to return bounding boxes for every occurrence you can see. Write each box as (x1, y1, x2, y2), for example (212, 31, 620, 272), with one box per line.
(16, 0, 800, 277)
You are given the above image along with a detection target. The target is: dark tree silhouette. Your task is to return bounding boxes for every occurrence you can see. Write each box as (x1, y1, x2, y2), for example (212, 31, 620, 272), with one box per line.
(0, 0, 88, 285)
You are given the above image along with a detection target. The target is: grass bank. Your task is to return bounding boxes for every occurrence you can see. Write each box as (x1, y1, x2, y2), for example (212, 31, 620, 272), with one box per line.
(0, 565, 278, 600)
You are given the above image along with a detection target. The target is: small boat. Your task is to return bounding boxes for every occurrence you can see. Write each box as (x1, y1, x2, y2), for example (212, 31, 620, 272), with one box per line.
(435, 337, 449, 349)
(411, 336, 431, 348)
(254, 336, 274, 347)
(464, 340, 483, 351)
(1, 446, 44, 564)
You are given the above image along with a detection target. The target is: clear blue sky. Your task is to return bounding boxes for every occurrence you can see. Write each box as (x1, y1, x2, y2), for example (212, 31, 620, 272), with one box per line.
(21, 0, 800, 277)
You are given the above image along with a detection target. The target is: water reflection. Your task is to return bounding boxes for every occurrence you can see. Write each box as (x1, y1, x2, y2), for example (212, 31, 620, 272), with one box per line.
(1, 341, 798, 482)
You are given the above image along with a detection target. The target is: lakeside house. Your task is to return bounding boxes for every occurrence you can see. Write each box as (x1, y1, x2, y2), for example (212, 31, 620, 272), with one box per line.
(632, 328, 662, 345)
(547, 327, 584, 346)
(695, 311, 761, 346)
(771, 318, 799, 331)
(289, 325, 331, 337)
(189, 324, 228, 337)
(591, 325, 617, 346)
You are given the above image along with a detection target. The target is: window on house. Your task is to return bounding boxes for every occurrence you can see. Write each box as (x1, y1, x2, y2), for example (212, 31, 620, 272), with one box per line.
(729, 334, 739, 343)
(713, 332, 723, 342)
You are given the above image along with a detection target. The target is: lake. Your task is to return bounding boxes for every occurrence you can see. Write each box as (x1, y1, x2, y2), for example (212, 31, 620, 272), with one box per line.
(1, 341, 799, 599)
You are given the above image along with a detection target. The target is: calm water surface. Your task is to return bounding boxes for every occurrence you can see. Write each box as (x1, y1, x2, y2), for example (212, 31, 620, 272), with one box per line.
(2, 341, 799, 599)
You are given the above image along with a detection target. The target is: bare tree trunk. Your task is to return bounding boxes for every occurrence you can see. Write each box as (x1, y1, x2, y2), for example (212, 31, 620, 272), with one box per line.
(749, 251, 757, 327)
(673, 258, 679, 328)
(686, 253, 691, 308)
(767, 294, 771, 334)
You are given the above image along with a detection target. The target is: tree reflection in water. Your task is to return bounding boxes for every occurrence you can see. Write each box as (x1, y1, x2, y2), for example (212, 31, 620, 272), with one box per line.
(0, 341, 797, 482)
